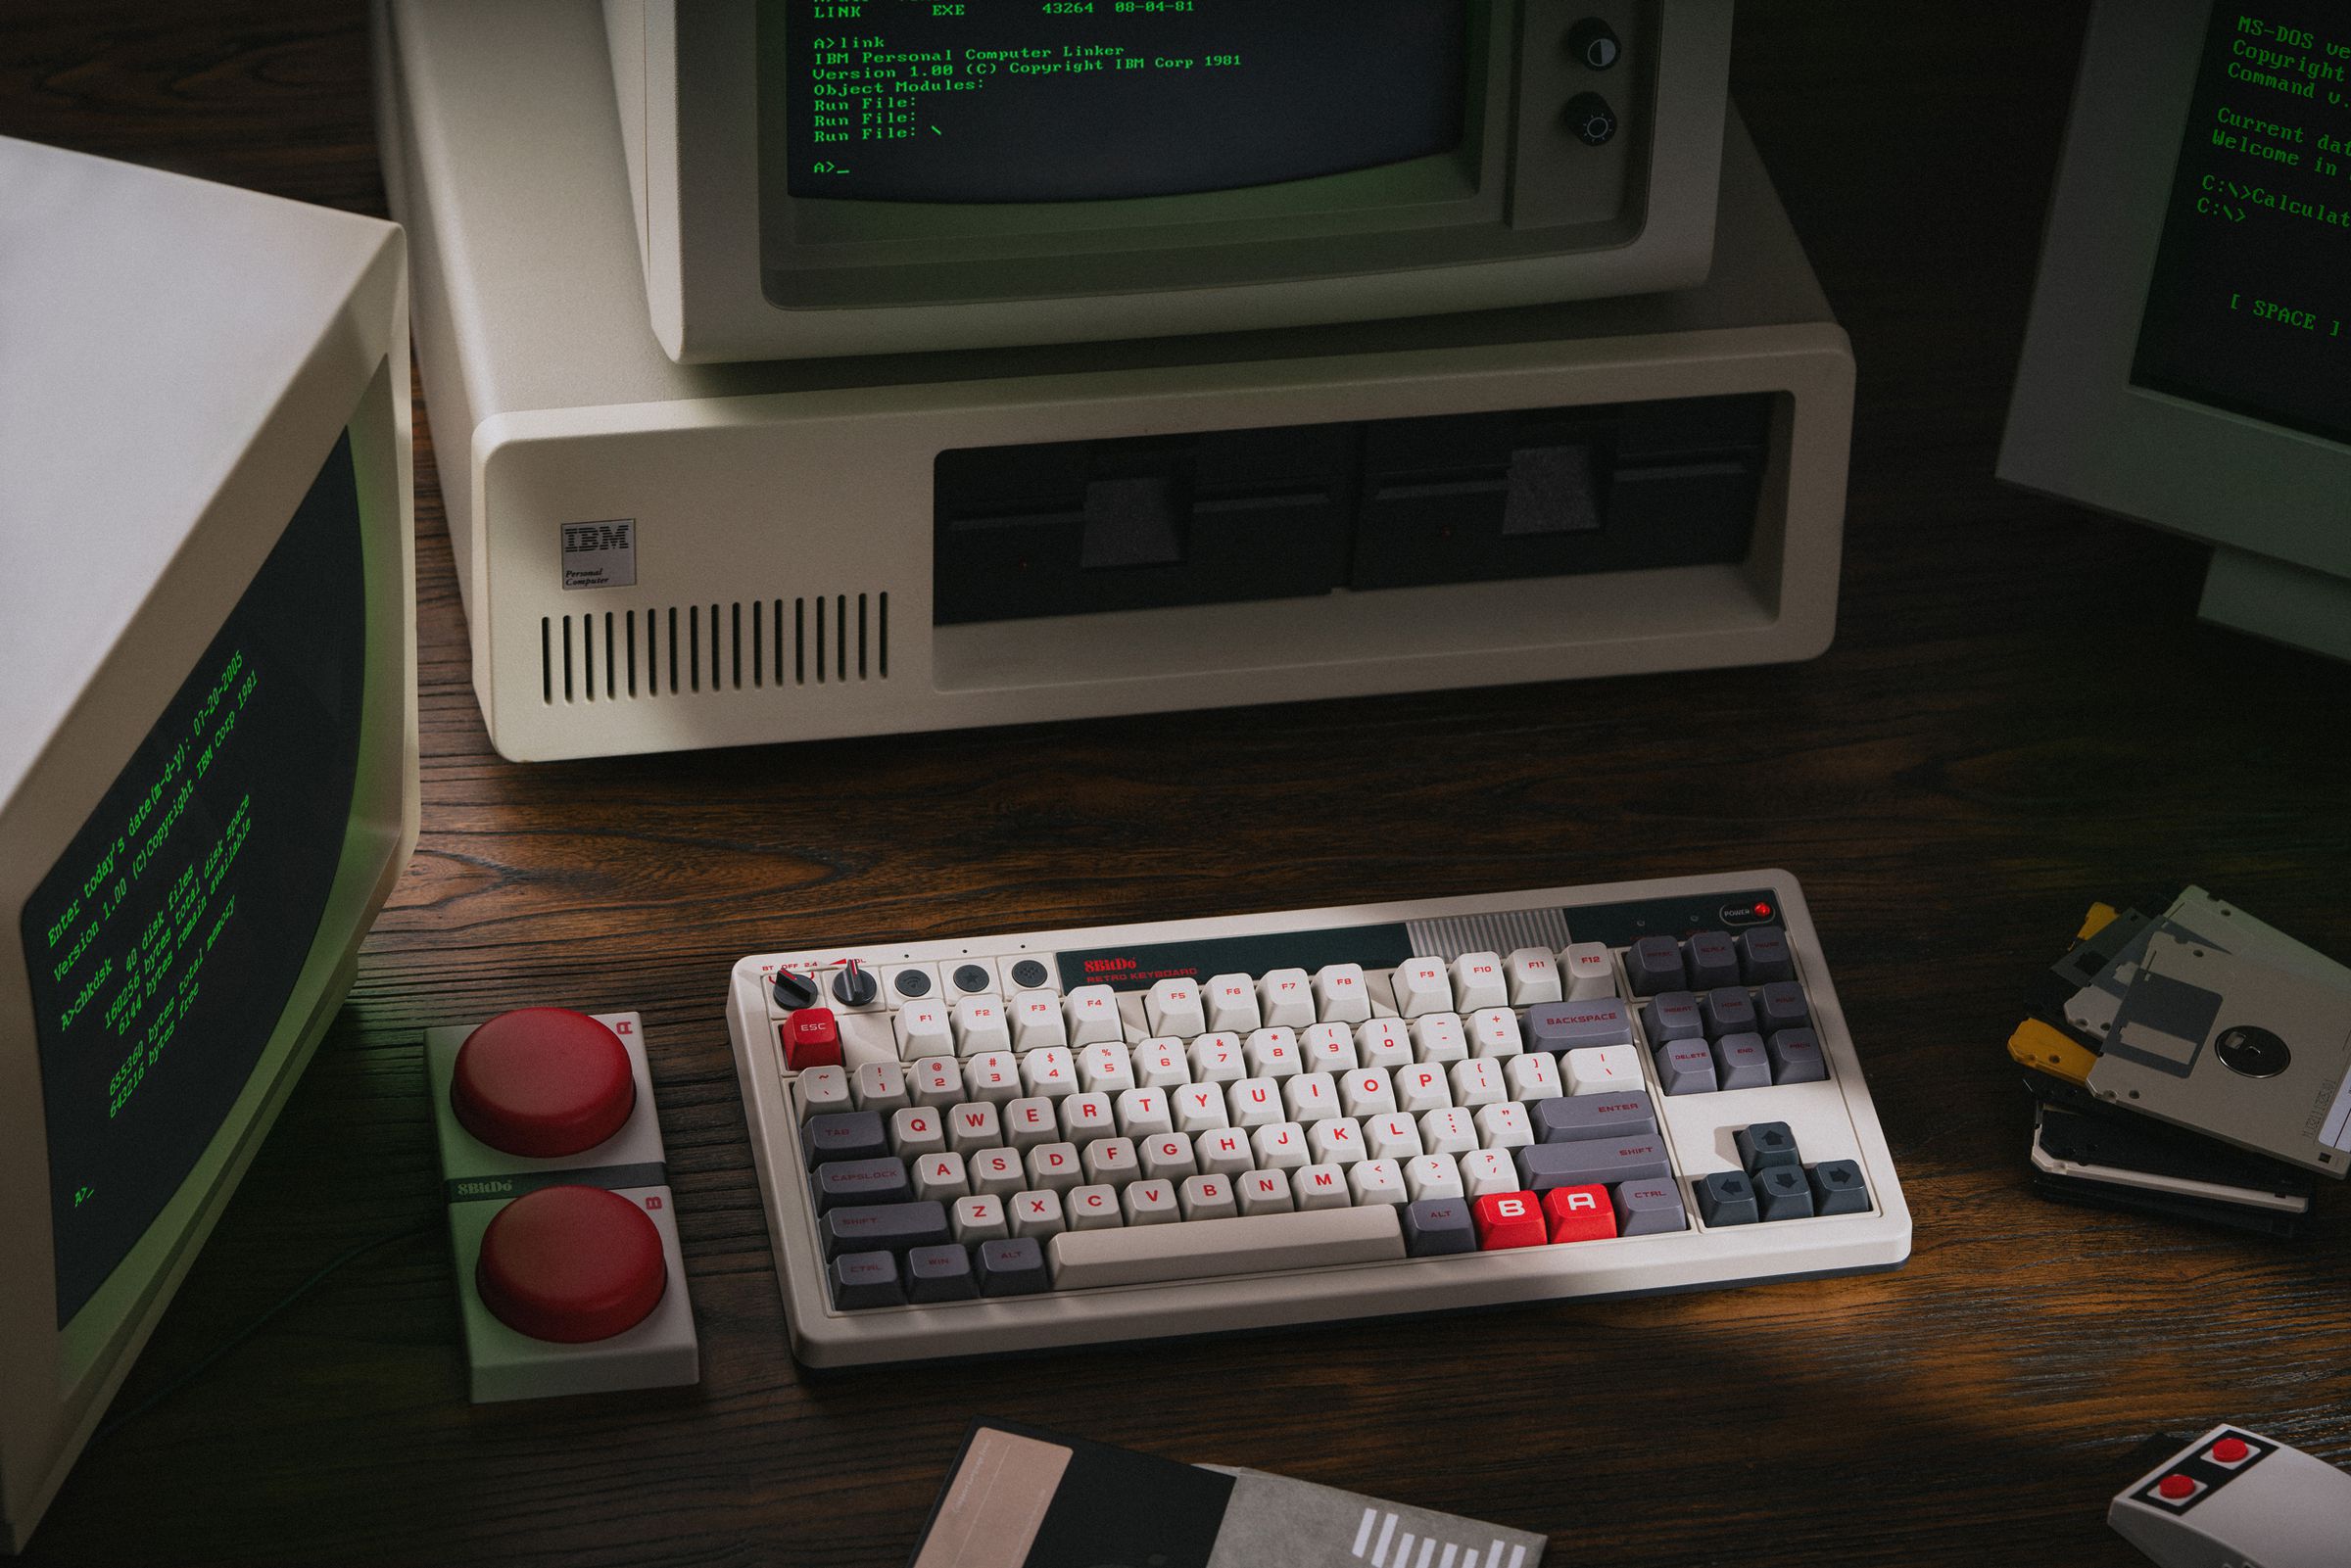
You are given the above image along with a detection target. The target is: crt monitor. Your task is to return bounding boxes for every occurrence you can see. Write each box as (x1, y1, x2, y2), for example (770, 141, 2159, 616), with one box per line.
(2000, 0, 2351, 661)
(603, 0, 1736, 361)
(0, 138, 418, 1550)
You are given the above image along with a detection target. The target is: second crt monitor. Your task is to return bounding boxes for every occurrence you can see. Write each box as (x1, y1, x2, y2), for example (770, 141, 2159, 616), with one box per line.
(2001, 0, 2351, 662)
(605, 0, 1735, 361)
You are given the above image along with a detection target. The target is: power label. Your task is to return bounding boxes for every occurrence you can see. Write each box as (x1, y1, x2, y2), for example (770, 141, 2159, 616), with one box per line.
(560, 518, 636, 590)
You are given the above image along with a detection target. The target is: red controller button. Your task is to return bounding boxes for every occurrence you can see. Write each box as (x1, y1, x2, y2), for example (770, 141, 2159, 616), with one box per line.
(476, 1184, 667, 1343)
(1472, 1192, 1547, 1250)
(2155, 1474, 2201, 1502)
(1544, 1184, 1619, 1243)
(452, 1008, 636, 1159)
(2209, 1437, 2251, 1465)
(780, 1008, 842, 1070)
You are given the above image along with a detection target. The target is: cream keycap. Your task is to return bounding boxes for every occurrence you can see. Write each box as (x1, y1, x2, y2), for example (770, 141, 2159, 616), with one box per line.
(1391, 957, 1454, 1018)
(1564, 1043, 1644, 1094)
(1062, 984, 1124, 1045)
(1506, 946, 1563, 1005)
(1257, 968, 1316, 1027)
(951, 993, 1012, 1056)
(1203, 973, 1261, 1032)
(1312, 963, 1371, 1024)
(1010, 989, 1068, 1052)
(1449, 952, 1508, 1012)
(1564, 942, 1615, 999)
(1145, 977, 1207, 1039)
(894, 999, 953, 1061)
(1047, 1205, 1410, 1290)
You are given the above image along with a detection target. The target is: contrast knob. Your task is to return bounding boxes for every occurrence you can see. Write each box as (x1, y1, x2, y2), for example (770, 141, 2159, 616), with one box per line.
(831, 961, 879, 1007)
(475, 1184, 666, 1343)
(450, 1007, 636, 1159)
(771, 968, 820, 1010)
(1567, 20, 1620, 70)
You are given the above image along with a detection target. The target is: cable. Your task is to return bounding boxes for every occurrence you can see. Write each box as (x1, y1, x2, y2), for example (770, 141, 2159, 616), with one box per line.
(90, 1213, 439, 1449)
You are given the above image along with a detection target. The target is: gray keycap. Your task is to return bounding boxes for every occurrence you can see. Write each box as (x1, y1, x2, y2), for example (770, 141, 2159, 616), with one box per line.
(1768, 1028, 1827, 1084)
(1737, 925, 1794, 983)
(905, 1244, 979, 1302)
(1534, 1089, 1657, 1143)
(1641, 991, 1703, 1042)
(1755, 1164, 1814, 1221)
(1695, 1170, 1757, 1226)
(1611, 1178, 1688, 1236)
(821, 1199, 949, 1258)
(1700, 986, 1756, 1037)
(1515, 1137, 1669, 1191)
(804, 1110, 888, 1165)
(1654, 1037, 1718, 1096)
(1525, 996, 1634, 1052)
(830, 1250, 904, 1308)
(1809, 1160, 1871, 1215)
(1711, 1032, 1771, 1090)
(1402, 1198, 1477, 1257)
(1686, 930, 1741, 990)
(1626, 936, 1687, 996)
(1735, 1121, 1799, 1173)
(977, 1237, 1052, 1296)
(1757, 980, 1810, 1031)
(1009, 959, 1050, 989)
(814, 1156, 912, 1211)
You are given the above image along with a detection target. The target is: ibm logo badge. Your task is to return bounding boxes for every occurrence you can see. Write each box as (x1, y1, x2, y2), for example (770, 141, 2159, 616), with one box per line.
(560, 518, 637, 590)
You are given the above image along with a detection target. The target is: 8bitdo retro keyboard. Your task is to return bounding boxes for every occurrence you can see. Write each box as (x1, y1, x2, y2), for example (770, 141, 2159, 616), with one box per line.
(723, 872, 1910, 1366)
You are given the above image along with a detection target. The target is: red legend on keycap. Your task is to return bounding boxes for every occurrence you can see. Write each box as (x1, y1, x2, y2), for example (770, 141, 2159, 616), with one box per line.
(1473, 1192, 1546, 1250)
(781, 1008, 841, 1070)
(1544, 1184, 1618, 1243)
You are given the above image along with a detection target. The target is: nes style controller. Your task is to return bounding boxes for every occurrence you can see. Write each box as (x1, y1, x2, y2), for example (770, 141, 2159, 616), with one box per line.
(2109, 1424, 2351, 1568)
(424, 1009, 698, 1402)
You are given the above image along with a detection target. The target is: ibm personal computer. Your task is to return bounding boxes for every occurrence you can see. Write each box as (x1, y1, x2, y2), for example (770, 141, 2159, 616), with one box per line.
(380, 0, 1855, 763)
(0, 139, 418, 1549)
(2002, 0, 2351, 661)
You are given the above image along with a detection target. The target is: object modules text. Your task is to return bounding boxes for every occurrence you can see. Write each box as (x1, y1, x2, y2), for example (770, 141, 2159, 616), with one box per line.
(36, 646, 262, 1121)
(801, 0, 1236, 169)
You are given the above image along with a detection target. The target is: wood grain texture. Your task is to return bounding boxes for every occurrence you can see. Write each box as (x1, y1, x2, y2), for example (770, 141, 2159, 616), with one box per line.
(8, 5, 2351, 1564)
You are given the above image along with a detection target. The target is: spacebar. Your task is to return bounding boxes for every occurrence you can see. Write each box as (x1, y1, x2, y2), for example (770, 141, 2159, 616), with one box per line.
(1048, 1207, 1406, 1289)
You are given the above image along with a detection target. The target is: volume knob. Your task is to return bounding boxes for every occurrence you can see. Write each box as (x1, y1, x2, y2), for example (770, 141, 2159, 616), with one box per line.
(450, 1008, 636, 1159)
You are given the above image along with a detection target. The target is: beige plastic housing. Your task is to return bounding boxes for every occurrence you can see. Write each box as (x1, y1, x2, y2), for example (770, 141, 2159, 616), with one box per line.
(0, 139, 416, 1551)
(604, 0, 1735, 363)
(380, 0, 1850, 764)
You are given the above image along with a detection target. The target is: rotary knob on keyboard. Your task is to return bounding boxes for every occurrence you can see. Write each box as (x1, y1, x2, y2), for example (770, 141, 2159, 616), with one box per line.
(772, 967, 820, 1010)
(831, 961, 879, 1007)
(475, 1184, 668, 1342)
(450, 1008, 637, 1159)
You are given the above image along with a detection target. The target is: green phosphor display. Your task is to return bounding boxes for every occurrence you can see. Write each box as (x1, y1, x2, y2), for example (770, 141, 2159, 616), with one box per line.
(2132, 6, 2351, 447)
(24, 433, 367, 1325)
(783, 0, 1470, 205)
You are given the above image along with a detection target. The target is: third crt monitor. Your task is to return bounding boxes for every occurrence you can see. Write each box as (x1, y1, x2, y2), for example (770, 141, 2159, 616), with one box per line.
(2001, 0, 2351, 662)
(604, 0, 1735, 362)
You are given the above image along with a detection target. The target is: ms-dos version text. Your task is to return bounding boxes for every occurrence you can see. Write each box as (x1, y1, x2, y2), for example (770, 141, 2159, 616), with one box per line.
(2135, 7, 2351, 447)
(783, 0, 1468, 204)
(22, 437, 367, 1325)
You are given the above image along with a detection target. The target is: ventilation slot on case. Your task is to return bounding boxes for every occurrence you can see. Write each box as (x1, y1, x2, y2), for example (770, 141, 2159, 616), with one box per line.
(541, 595, 888, 703)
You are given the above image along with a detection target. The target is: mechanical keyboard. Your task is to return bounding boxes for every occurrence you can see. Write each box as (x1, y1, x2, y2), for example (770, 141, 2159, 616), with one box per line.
(723, 872, 1910, 1366)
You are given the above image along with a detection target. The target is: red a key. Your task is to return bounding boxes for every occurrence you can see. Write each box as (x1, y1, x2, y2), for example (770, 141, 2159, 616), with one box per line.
(1472, 1192, 1547, 1250)
(781, 1008, 841, 1070)
(1544, 1184, 1618, 1244)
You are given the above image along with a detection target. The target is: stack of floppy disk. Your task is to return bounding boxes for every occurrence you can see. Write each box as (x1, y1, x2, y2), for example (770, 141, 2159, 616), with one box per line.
(2008, 886, 2351, 1236)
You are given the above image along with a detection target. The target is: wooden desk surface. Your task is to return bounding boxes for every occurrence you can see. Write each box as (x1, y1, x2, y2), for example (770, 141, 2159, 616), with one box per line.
(9, 5, 2351, 1564)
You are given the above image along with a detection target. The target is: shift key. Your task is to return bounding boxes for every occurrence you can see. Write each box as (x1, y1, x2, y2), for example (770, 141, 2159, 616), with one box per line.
(1515, 1137, 1671, 1192)
(1533, 1089, 1657, 1143)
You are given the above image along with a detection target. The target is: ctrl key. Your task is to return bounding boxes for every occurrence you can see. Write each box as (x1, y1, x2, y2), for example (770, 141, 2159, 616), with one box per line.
(1611, 1178, 1688, 1236)
(830, 1250, 904, 1309)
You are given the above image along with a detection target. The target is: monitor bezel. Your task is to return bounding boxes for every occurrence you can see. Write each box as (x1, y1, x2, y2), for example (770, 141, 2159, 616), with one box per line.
(1998, 0, 2351, 582)
(0, 295, 414, 1551)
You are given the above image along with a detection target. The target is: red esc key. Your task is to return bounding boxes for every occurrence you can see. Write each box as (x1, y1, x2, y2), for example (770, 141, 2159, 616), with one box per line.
(1544, 1185, 1619, 1243)
(780, 1007, 842, 1070)
(1472, 1192, 1548, 1250)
